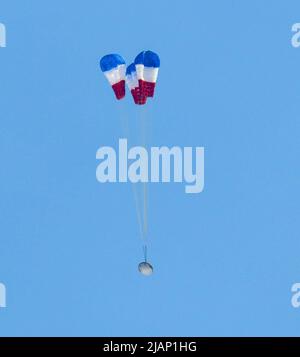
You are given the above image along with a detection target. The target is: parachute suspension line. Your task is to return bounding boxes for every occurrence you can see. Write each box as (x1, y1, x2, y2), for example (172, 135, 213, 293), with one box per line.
(117, 103, 145, 246)
(143, 244, 148, 262)
(142, 107, 149, 239)
(118, 102, 130, 141)
(140, 106, 148, 243)
(132, 178, 145, 243)
(143, 180, 148, 238)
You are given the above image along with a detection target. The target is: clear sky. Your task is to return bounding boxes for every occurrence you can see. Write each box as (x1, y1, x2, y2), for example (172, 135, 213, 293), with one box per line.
(0, 0, 300, 336)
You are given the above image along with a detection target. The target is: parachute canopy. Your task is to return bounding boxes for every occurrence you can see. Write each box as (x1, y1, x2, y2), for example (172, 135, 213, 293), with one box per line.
(134, 50, 160, 98)
(100, 54, 126, 100)
(126, 63, 147, 105)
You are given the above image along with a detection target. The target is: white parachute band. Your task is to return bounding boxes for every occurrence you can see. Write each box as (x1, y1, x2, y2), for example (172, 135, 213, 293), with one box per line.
(126, 70, 139, 90)
(135, 64, 144, 80)
(104, 64, 126, 85)
(135, 64, 159, 83)
(143, 67, 159, 83)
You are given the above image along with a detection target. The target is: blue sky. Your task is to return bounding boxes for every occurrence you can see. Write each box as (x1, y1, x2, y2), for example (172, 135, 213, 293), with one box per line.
(0, 0, 300, 336)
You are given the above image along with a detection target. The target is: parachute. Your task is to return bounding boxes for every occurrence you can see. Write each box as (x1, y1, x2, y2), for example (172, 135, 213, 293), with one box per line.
(126, 63, 147, 105)
(134, 50, 160, 98)
(100, 54, 126, 100)
(99, 50, 160, 275)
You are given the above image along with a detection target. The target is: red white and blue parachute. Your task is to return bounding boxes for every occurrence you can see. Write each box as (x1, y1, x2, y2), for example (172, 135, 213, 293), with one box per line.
(126, 63, 147, 105)
(100, 54, 126, 100)
(100, 51, 160, 105)
(134, 50, 160, 98)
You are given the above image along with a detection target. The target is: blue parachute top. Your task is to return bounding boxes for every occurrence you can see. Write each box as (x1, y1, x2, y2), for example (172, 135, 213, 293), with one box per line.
(100, 54, 126, 72)
(134, 50, 160, 68)
(126, 63, 136, 75)
(134, 51, 145, 65)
